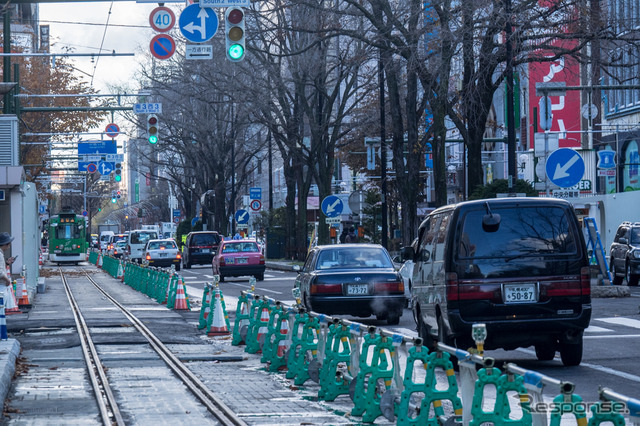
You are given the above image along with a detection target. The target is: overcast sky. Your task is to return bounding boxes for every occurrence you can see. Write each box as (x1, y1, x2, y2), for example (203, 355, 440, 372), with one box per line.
(39, 2, 183, 93)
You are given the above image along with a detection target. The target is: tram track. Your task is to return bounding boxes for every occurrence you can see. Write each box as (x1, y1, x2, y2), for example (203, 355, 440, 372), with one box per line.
(59, 267, 247, 426)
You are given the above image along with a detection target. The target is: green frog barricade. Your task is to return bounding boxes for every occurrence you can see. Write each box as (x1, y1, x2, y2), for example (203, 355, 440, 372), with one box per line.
(88, 251, 98, 265)
(119, 262, 190, 311)
(229, 290, 640, 425)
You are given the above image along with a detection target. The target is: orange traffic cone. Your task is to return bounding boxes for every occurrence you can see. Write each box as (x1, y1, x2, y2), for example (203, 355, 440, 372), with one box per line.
(5, 278, 20, 315)
(38, 252, 43, 266)
(256, 306, 270, 349)
(97, 252, 103, 268)
(277, 314, 290, 358)
(173, 276, 189, 310)
(207, 290, 230, 336)
(121, 261, 126, 282)
(18, 276, 30, 307)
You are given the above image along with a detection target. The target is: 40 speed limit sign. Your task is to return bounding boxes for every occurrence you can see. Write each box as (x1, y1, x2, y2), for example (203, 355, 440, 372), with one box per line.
(149, 6, 176, 33)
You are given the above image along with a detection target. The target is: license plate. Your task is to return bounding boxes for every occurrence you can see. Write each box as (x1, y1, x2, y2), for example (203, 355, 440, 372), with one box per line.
(159, 253, 167, 257)
(347, 284, 368, 295)
(237, 258, 248, 264)
(201, 248, 210, 253)
(503, 283, 537, 304)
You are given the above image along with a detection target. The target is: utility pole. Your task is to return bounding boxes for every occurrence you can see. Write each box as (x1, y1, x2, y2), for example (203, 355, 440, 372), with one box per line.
(505, 0, 517, 190)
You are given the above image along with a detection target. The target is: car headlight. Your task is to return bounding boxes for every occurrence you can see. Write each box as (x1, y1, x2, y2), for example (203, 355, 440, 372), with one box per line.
(633, 249, 640, 259)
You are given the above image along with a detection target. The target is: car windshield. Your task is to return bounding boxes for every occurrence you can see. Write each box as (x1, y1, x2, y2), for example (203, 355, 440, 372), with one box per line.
(458, 206, 577, 259)
(630, 228, 640, 244)
(148, 241, 176, 250)
(315, 247, 393, 269)
(131, 232, 157, 244)
(193, 234, 219, 246)
(221, 242, 259, 253)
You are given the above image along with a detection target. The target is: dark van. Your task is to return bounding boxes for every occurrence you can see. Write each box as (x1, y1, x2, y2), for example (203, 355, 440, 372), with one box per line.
(402, 197, 591, 366)
(182, 231, 221, 268)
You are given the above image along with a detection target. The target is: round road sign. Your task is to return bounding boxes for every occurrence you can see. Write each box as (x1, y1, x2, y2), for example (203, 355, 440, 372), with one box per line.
(149, 6, 176, 33)
(82, 210, 88, 217)
(105, 123, 120, 138)
(250, 199, 262, 211)
(150, 34, 176, 60)
(86, 163, 97, 174)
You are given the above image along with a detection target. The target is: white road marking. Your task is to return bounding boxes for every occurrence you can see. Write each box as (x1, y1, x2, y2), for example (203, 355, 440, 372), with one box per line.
(584, 325, 613, 333)
(584, 334, 640, 339)
(596, 317, 640, 329)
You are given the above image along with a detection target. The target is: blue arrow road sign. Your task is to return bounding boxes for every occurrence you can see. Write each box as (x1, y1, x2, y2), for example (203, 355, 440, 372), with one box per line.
(235, 209, 250, 224)
(321, 195, 344, 218)
(98, 161, 114, 176)
(78, 140, 116, 172)
(546, 148, 585, 188)
(179, 4, 218, 43)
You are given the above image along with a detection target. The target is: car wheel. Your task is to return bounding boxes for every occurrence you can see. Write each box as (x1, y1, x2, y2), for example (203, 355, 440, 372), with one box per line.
(175, 263, 181, 271)
(611, 260, 623, 285)
(559, 336, 583, 366)
(437, 316, 458, 370)
(418, 316, 436, 351)
(256, 273, 264, 281)
(219, 274, 225, 282)
(627, 262, 639, 286)
(535, 343, 556, 361)
(303, 292, 312, 312)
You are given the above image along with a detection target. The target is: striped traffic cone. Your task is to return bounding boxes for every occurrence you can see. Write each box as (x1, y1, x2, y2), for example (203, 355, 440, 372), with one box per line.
(277, 314, 290, 358)
(18, 275, 30, 307)
(256, 306, 270, 349)
(199, 284, 213, 329)
(173, 276, 189, 310)
(207, 290, 230, 336)
(116, 261, 124, 281)
(0, 296, 6, 340)
(5, 280, 20, 315)
(97, 252, 103, 268)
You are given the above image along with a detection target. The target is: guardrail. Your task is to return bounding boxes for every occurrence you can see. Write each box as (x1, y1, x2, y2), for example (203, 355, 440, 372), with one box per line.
(226, 284, 639, 425)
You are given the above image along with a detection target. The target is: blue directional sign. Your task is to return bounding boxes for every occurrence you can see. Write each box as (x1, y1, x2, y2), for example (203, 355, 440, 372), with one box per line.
(98, 161, 114, 176)
(235, 209, 250, 224)
(546, 148, 585, 188)
(78, 140, 117, 172)
(250, 187, 262, 200)
(321, 195, 344, 218)
(179, 4, 219, 43)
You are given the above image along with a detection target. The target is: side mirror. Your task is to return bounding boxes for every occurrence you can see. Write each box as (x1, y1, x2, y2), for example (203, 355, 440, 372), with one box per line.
(619, 237, 628, 245)
(293, 265, 301, 273)
(400, 246, 414, 261)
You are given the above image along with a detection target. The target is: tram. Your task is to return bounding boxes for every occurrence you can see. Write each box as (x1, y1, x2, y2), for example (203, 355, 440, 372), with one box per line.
(49, 209, 88, 264)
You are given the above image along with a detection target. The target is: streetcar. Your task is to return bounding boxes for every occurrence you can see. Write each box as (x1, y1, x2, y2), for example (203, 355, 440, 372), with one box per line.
(49, 208, 88, 264)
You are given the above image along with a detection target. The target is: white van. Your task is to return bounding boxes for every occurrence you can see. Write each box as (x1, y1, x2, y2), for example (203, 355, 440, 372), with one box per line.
(126, 229, 158, 263)
(99, 231, 114, 251)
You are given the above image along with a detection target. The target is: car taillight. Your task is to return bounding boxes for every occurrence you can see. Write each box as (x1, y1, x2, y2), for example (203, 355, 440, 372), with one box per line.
(581, 267, 591, 296)
(259, 254, 265, 265)
(446, 273, 459, 301)
(311, 283, 342, 294)
(177, 253, 181, 259)
(145, 254, 151, 260)
(219, 257, 226, 265)
(374, 281, 404, 293)
(114, 249, 118, 255)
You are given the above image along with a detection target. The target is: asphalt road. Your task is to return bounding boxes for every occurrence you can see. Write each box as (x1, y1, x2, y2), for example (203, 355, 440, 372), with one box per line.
(179, 265, 640, 408)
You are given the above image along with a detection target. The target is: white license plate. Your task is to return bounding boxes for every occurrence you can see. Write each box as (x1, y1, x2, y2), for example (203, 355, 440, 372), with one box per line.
(504, 283, 537, 303)
(236, 258, 248, 264)
(201, 248, 210, 253)
(347, 284, 368, 295)
(159, 253, 167, 257)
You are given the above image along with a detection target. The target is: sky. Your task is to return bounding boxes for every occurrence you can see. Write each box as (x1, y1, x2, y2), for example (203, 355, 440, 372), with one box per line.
(38, 2, 185, 137)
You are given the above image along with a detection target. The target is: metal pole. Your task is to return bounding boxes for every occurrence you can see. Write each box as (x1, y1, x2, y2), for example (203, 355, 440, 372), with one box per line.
(379, 49, 388, 249)
(3, 9, 11, 114)
(505, 0, 517, 190)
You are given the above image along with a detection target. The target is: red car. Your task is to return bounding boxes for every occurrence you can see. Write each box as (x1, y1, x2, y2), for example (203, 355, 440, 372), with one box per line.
(212, 239, 266, 282)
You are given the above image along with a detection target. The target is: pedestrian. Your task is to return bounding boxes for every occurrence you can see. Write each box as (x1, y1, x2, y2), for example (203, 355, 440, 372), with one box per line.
(0, 232, 18, 310)
(345, 227, 358, 243)
(339, 227, 348, 244)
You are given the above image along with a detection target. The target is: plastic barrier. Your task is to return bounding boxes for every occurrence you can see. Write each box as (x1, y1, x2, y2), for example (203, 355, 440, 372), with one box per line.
(285, 310, 319, 386)
(245, 296, 271, 354)
(231, 291, 252, 345)
(317, 319, 353, 401)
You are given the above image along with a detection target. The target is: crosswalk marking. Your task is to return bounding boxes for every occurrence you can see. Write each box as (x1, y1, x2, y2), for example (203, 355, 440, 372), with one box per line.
(585, 325, 613, 333)
(595, 317, 640, 329)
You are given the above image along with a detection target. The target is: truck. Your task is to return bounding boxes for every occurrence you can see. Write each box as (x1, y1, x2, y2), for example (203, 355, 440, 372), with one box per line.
(98, 223, 120, 235)
(141, 224, 160, 236)
(160, 222, 176, 239)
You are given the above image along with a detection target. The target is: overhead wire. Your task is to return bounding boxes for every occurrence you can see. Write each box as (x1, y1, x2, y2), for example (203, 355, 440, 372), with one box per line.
(91, 2, 115, 88)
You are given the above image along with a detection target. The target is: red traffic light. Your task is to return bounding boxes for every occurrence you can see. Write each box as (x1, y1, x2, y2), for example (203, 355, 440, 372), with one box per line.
(148, 116, 158, 125)
(227, 8, 244, 24)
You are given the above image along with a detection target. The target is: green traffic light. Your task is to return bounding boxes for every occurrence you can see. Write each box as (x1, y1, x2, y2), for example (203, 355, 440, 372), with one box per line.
(111, 197, 117, 204)
(115, 175, 122, 182)
(149, 135, 158, 144)
(228, 44, 244, 60)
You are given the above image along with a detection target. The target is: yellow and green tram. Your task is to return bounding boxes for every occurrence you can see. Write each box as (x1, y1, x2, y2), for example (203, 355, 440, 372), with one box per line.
(49, 209, 87, 264)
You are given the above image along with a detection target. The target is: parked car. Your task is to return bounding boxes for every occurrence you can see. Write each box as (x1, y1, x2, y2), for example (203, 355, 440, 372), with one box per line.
(109, 240, 127, 259)
(294, 244, 406, 325)
(182, 231, 222, 269)
(126, 229, 158, 263)
(609, 221, 640, 286)
(143, 239, 181, 270)
(402, 197, 591, 366)
(212, 239, 266, 281)
(107, 234, 126, 254)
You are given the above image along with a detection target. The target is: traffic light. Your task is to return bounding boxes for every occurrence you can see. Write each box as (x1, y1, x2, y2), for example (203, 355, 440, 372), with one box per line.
(111, 191, 117, 204)
(147, 114, 159, 144)
(225, 7, 245, 62)
(114, 162, 122, 182)
(116, 190, 122, 199)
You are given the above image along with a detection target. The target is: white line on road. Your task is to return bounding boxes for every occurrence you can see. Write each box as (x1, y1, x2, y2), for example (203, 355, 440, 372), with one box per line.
(584, 325, 613, 333)
(596, 317, 640, 329)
